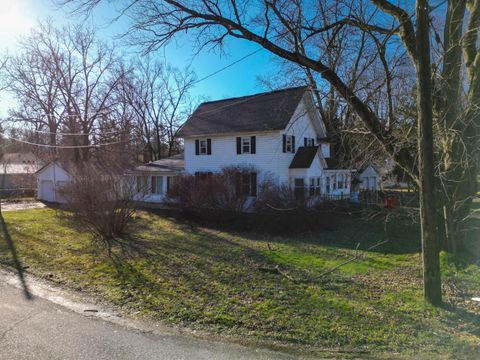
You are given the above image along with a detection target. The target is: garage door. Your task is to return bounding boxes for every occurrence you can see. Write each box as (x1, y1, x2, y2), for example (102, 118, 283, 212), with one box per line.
(40, 180, 55, 202)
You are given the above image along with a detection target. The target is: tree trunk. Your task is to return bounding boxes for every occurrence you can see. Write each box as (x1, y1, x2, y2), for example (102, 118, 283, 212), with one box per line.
(415, 0, 442, 306)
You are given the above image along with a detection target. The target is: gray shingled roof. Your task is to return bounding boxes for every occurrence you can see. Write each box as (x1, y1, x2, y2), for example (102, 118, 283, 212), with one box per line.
(176, 86, 309, 137)
(131, 153, 184, 174)
(289, 146, 319, 169)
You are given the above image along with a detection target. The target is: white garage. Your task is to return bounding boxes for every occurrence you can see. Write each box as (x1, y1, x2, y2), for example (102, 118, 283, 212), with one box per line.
(35, 162, 73, 203)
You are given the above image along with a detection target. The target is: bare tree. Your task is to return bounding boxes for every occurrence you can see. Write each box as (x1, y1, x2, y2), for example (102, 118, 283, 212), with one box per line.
(3, 21, 124, 161)
(120, 59, 195, 160)
(59, 160, 137, 252)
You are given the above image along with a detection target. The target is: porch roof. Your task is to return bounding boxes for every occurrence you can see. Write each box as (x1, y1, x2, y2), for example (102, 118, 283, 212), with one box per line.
(289, 146, 319, 169)
(130, 153, 184, 175)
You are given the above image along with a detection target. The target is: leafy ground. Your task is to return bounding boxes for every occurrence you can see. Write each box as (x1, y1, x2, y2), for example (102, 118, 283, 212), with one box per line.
(0, 206, 479, 359)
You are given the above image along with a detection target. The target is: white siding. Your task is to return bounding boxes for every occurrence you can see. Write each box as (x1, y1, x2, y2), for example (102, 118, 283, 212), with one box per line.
(183, 97, 322, 185)
(359, 166, 378, 191)
(36, 163, 72, 203)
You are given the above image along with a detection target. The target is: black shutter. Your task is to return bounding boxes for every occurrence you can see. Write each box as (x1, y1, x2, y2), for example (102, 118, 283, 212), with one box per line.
(250, 172, 257, 197)
(304, 137, 307, 147)
(195, 139, 199, 155)
(236, 137, 241, 154)
(282, 134, 286, 153)
(251, 136, 256, 154)
(207, 138, 212, 155)
(292, 136, 295, 153)
(166, 176, 171, 191)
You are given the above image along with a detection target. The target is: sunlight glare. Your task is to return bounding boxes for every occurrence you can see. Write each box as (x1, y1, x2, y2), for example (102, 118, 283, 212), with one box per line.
(0, 1, 33, 45)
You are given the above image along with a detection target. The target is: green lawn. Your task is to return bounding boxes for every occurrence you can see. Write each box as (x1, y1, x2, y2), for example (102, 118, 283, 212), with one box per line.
(0, 207, 479, 359)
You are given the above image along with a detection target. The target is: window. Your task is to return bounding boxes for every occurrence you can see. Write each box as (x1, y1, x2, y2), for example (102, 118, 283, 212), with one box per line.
(338, 174, 344, 189)
(195, 138, 211, 155)
(136, 176, 147, 193)
(283, 134, 295, 153)
(242, 137, 251, 153)
(285, 135, 293, 152)
(309, 177, 321, 196)
(294, 178, 305, 199)
(199, 140, 207, 154)
(151, 176, 163, 194)
(235, 172, 257, 197)
(194, 171, 213, 180)
(304, 137, 315, 147)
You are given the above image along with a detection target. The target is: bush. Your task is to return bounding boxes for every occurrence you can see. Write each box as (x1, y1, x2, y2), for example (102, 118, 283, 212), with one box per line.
(167, 165, 255, 212)
(58, 161, 137, 251)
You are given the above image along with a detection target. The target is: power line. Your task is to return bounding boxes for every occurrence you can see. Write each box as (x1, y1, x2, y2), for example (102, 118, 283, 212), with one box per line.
(0, 132, 125, 149)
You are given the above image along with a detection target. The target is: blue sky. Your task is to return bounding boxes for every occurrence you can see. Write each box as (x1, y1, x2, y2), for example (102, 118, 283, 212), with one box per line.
(0, 0, 275, 116)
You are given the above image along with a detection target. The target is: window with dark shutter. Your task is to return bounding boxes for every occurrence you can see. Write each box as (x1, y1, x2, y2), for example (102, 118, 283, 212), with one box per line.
(282, 134, 287, 153)
(195, 139, 200, 155)
(236, 137, 241, 154)
(250, 136, 256, 154)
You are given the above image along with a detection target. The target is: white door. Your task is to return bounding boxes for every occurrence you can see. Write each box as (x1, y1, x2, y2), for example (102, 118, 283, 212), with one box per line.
(40, 180, 55, 202)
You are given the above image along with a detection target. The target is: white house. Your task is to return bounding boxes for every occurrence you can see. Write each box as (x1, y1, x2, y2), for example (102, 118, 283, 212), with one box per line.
(172, 86, 354, 200)
(358, 163, 380, 191)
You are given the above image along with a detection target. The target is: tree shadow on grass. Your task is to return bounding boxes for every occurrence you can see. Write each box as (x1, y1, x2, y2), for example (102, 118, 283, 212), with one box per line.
(0, 214, 32, 299)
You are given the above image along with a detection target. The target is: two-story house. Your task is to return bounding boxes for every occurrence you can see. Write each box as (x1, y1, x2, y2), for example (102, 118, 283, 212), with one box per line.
(174, 86, 353, 200)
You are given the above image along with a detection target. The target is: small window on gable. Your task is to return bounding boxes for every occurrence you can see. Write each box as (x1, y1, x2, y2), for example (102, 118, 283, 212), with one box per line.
(307, 138, 315, 146)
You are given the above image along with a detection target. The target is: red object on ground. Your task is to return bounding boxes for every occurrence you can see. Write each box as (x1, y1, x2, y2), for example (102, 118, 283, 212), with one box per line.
(384, 194, 398, 209)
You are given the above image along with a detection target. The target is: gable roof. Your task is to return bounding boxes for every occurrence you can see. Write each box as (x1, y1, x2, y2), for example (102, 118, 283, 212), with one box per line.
(289, 146, 319, 169)
(36, 159, 131, 177)
(177, 86, 309, 137)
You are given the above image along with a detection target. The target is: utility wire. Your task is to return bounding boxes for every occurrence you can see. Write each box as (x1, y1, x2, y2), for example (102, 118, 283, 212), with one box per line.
(0, 132, 125, 149)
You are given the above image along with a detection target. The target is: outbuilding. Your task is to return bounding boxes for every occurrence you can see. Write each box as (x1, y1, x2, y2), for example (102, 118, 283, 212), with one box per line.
(35, 161, 73, 203)
(358, 163, 380, 191)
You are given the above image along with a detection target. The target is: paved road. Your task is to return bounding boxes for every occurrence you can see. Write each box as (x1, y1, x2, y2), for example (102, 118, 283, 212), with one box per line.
(0, 279, 299, 360)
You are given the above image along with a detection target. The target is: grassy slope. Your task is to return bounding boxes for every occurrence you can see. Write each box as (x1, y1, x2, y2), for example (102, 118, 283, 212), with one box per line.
(0, 207, 479, 359)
